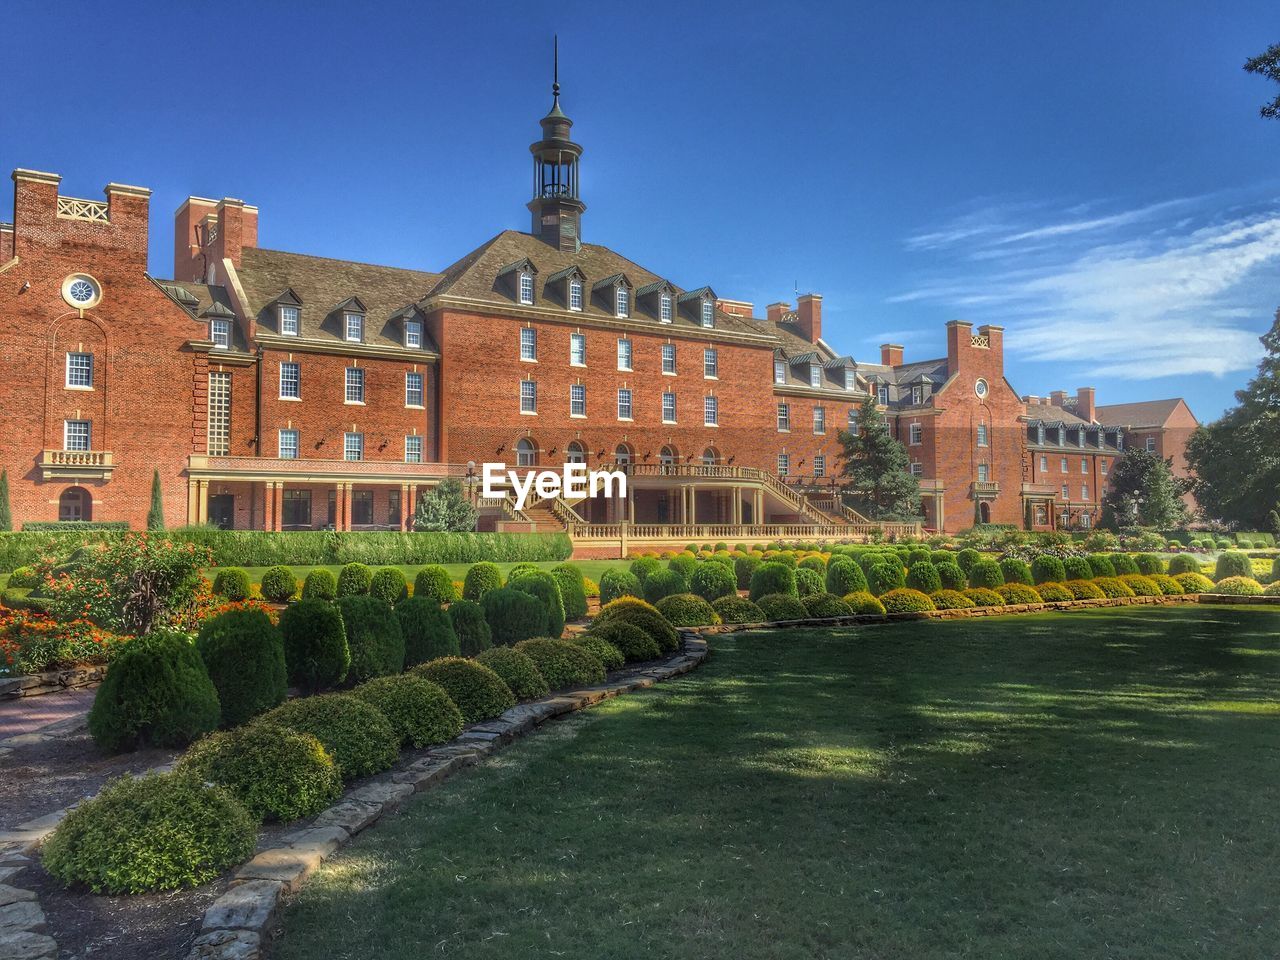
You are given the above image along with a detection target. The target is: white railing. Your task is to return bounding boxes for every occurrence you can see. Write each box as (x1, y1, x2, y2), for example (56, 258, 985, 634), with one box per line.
(57, 197, 110, 223)
(566, 521, 919, 543)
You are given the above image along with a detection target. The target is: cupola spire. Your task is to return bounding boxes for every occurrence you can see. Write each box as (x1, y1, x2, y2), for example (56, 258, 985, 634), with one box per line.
(528, 36, 585, 251)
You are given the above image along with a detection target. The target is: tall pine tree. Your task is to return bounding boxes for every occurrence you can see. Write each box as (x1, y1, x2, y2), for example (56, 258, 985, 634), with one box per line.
(146, 469, 166, 530)
(1100, 449, 1189, 529)
(0, 469, 11, 532)
(837, 398, 921, 521)
(413, 478, 479, 532)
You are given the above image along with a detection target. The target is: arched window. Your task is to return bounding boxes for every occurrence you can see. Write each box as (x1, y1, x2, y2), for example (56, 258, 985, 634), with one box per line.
(614, 443, 632, 466)
(515, 438, 537, 467)
(701, 447, 720, 466)
(565, 440, 586, 464)
(978, 502, 991, 524)
(659, 445, 678, 465)
(59, 487, 91, 522)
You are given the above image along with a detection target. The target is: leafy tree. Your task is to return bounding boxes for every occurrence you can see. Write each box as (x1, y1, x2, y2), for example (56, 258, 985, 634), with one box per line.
(1100, 449, 1189, 529)
(147, 469, 166, 531)
(413, 477, 478, 532)
(836, 398, 921, 521)
(1186, 308, 1280, 529)
(0, 469, 10, 532)
(1244, 43, 1280, 120)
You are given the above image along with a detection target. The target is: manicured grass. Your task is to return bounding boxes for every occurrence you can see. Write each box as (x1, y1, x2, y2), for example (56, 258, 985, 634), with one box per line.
(272, 605, 1280, 959)
(208, 560, 629, 588)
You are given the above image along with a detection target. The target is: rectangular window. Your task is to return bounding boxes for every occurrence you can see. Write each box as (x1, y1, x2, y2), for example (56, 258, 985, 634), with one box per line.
(570, 333, 586, 366)
(909, 423, 922, 445)
(64, 419, 91, 451)
(617, 388, 633, 420)
(662, 391, 676, 423)
(703, 347, 718, 378)
(282, 490, 311, 527)
(978, 463, 990, 482)
(1060, 457, 1068, 473)
(1080, 458, 1088, 475)
(405, 372, 424, 407)
(810, 364, 822, 388)
(1145, 437, 1156, 452)
(345, 367, 364, 403)
(344, 312, 364, 343)
(279, 305, 299, 336)
(848, 409, 858, 430)
(207, 372, 230, 455)
(774, 360, 786, 384)
(910, 461, 923, 477)
(617, 338, 632, 370)
(388, 490, 402, 528)
(777, 403, 790, 431)
(844, 368, 855, 391)
(280, 362, 300, 399)
(1082, 484, 1090, 500)
(701, 300, 715, 328)
(1062, 484, 1069, 499)
(814, 454, 826, 478)
(1117, 433, 1124, 451)
(615, 287, 629, 318)
(404, 319, 422, 349)
(520, 327, 537, 361)
(911, 385, 924, 405)
(814, 407, 826, 435)
(661, 343, 676, 374)
(1040, 455, 1048, 472)
(976, 423, 988, 447)
(278, 428, 299, 459)
(66, 352, 93, 388)
(569, 279, 583, 311)
(660, 293, 673, 322)
(519, 272, 534, 305)
(1101, 459, 1109, 476)
(704, 395, 718, 426)
(520, 379, 537, 414)
(777, 453, 790, 477)
(351, 490, 373, 526)
(405, 435, 423, 463)
(570, 383, 586, 417)
(211, 319, 231, 349)
(344, 432, 364, 462)
(877, 384, 889, 405)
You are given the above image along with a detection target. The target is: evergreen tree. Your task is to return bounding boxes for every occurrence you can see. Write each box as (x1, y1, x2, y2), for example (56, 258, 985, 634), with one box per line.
(1244, 43, 1280, 120)
(1100, 449, 1189, 529)
(146, 469, 166, 531)
(413, 477, 479, 532)
(0, 469, 11, 532)
(836, 398, 921, 521)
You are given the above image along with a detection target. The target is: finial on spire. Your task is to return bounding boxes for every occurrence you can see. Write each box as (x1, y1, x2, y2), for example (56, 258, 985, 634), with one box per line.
(552, 34, 560, 102)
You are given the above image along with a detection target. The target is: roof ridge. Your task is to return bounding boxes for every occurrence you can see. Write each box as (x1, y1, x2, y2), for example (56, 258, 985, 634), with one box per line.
(246, 246, 441, 277)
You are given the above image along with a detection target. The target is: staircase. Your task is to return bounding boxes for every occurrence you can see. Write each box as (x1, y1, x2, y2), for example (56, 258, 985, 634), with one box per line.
(520, 499, 567, 532)
(756, 472, 843, 529)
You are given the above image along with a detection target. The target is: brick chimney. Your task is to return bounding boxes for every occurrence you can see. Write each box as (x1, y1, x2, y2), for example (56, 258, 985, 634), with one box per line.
(716, 298, 754, 318)
(945, 320, 974, 368)
(1024, 394, 1040, 404)
(1050, 390, 1067, 408)
(795, 293, 822, 343)
(173, 195, 258, 284)
(766, 301, 791, 325)
(10, 170, 151, 271)
(880, 343, 904, 366)
(1076, 386, 1096, 423)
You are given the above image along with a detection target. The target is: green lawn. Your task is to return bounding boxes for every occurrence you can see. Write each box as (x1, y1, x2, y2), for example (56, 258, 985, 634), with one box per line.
(272, 605, 1280, 959)
(214, 560, 629, 587)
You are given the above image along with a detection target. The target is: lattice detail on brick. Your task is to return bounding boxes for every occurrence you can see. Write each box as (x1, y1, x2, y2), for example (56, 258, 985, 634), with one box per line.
(56, 196, 109, 223)
(970, 334, 990, 348)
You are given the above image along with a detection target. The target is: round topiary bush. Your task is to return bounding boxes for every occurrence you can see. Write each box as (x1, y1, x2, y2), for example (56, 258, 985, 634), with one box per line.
(690, 562, 736, 602)
(259, 565, 298, 604)
(1030, 555, 1066, 585)
(600, 569, 643, 605)
(755, 593, 808, 621)
(569, 634, 625, 672)
(1064, 579, 1106, 599)
(1272, 556, 1280, 583)
(967, 560, 1004, 590)
(1119, 574, 1161, 597)
(642, 568, 689, 604)
(1167, 554, 1201, 576)
(336, 562, 372, 598)
(629, 556, 662, 583)
(906, 561, 941, 594)
(765, 551, 798, 569)
(1148, 574, 1184, 595)
(843, 591, 887, 614)
(476, 646, 549, 700)
(655, 593, 721, 627)
(513, 638, 605, 690)
(481, 587, 549, 645)
(587, 620, 662, 661)
(260, 693, 399, 780)
(711, 594, 765, 625)
(336, 595, 405, 682)
(462, 562, 503, 601)
(301, 568, 337, 601)
(550, 563, 589, 621)
(794, 567, 824, 598)
(196, 607, 287, 728)
(995, 583, 1041, 605)
(935, 562, 966, 592)
(369, 568, 409, 605)
(749, 562, 798, 601)
(956, 548, 982, 573)
(1174, 572, 1214, 593)
(1093, 577, 1135, 599)
(668, 554, 698, 581)
(211, 567, 251, 601)
(89, 630, 221, 753)
(1036, 582, 1074, 602)
(1134, 554, 1164, 575)
(592, 598, 680, 653)
(447, 598, 492, 656)
(352, 674, 464, 748)
(1063, 556, 1094, 581)
(1263, 580, 1280, 597)
(395, 595, 460, 667)
(798, 555, 827, 574)
(278, 598, 349, 693)
(1211, 576, 1264, 596)
(906, 548, 931, 568)
(880, 588, 936, 614)
(825, 557, 868, 596)
(1087, 555, 1116, 578)
(413, 565, 458, 603)
(508, 570, 567, 639)
(963, 587, 1004, 607)
(929, 589, 975, 610)
(801, 593, 853, 618)
(998, 558, 1034, 586)
(176, 723, 341, 822)
(6, 566, 38, 589)
(1214, 551, 1252, 582)
(413, 657, 514, 723)
(1110, 554, 1139, 575)
(734, 554, 762, 590)
(867, 562, 906, 597)
(42, 772, 256, 894)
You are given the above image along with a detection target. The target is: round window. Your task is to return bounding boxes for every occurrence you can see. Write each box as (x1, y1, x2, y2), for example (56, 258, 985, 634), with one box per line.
(975, 378, 989, 398)
(62, 274, 101, 309)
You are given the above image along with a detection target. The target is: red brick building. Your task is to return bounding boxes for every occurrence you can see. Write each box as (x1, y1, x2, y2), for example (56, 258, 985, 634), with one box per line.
(0, 82, 1196, 539)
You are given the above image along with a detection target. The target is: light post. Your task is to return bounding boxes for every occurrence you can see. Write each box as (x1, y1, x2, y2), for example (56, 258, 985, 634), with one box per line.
(465, 460, 478, 504)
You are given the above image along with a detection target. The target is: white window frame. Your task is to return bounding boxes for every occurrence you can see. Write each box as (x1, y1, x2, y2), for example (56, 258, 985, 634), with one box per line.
(405, 371, 424, 408)
(661, 343, 677, 375)
(704, 395, 718, 426)
(1062, 484, 1069, 499)
(1080, 458, 1089, 475)
(570, 333, 586, 366)
(814, 454, 826, 478)
(911, 384, 924, 405)
(278, 428, 299, 460)
(65, 352, 93, 389)
(344, 312, 364, 343)
(344, 367, 365, 404)
(774, 360, 786, 384)
(909, 422, 922, 445)
(977, 422, 989, 447)
(701, 299, 714, 328)
(810, 364, 822, 388)
(615, 287, 629, 318)
(1145, 437, 1156, 452)
(515, 439, 536, 467)
(844, 368, 855, 391)
(211, 318, 231, 350)
(1060, 457, 1068, 473)
(569, 278, 583, 312)
(207, 372, 230, 456)
(1101, 459, 1109, 476)
(662, 391, 676, 423)
(617, 338, 633, 371)
(777, 453, 790, 477)
(518, 271, 534, 305)
(404, 319, 422, 349)
(703, 347, 718, 379)
(1040, 455, 1048, 472)
(777, 403, 790, 432)
(617, 387, 633, 421)
(660, 293, 673, 323)
(814, 407, 826, 435)
(910, 461, 924, 477)
(64, 419, 91, 451)
(1082, 484, 1090, 500)
(520, 327, 537, 362)
(877, 384, 889, 405)
(978, 463, 990, 482)
(520, 379, 537, 414)
(405, 435, 423, 464)
(570, 383, 586, 417)
(280, 362, 301, 400)
(279, 305, 299, 336)
(344, 432, 364, 462)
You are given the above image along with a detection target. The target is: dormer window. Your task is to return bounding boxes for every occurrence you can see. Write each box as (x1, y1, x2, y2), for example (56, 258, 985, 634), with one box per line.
(701, 299, 715, 328)
(877, 384, 889, 405)
(911, 385, 924, 405)
(404, 319, 422, 349)
(616, 287, 630, 318)
(211, 319, 231, 350)
(1037, 423, 1046, 445)
(519, 271, 535, 305)
(844, 368, 855, 391)
(809, 364, 822, 388)
(775, 360, 786, 384)
(279, 305, 299, 336)
(345, 312, 364, 343)
(569, 278, 583, 311)
(661, 293, 673, 323)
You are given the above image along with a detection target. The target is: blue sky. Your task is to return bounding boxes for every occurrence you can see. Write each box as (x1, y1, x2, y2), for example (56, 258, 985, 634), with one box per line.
(2, 0, 1276, 420)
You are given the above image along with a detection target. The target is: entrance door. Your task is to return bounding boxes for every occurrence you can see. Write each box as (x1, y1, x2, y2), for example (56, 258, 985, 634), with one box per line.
(978, 501, 991, 524)
(209, 494, 235, 530)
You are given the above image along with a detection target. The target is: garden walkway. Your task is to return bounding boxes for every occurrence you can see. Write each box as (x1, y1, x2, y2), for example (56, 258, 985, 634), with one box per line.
(0, 687, 96, 741)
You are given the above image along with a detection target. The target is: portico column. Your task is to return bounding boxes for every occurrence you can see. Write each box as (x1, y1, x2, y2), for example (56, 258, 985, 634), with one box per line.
(274, 483, 284, 532)
(197, 480, 209, 525)
(263, 482, 274, 532)
(187, 479, 199, 526)
(341, 484, 353, 532)
(732, 486, 743, 525)
(688, 485, 697, 525)
(400, 484, 411, 531)
(754, 489, 764, 526)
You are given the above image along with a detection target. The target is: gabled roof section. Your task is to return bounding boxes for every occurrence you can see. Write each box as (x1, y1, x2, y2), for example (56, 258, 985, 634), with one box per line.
(823, 356, 856, 369)
(334, 295, 367, 314)
(546, 264, 585, 285)
(200, 301, 236, 320)
(274, 287, 303, 306)
(592, 272, 632, 291)
(1094, 398, 1190, 428)
(496, 256, 538, 279)
(635, 279, 676, 298)
(677, 285, 716, 303)
(158, 282, 200, 308)
(788, 351, 820, 365)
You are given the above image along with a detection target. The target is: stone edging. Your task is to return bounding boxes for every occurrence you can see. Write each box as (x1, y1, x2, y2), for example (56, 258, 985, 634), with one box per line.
(0, 665, 105, 701)
(1196, 594, 1280, 606)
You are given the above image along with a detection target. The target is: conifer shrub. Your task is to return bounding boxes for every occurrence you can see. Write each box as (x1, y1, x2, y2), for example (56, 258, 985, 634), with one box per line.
(995, 583, 1042, 605)
(336, 595, 405, 682)
(587, 620, 662, 661)
(1093, 577, 1136, 599)
(196, 607, 287, 728)
(395, 595, 460, 667)
(476, 645, 549, 699)
(259, 565, 298, 603)
(462, 561, 503, 601)
(935, 562, 967, 591)
(1063, 556, 1094, 581)
(353, 674, 464, 747)
(801, 593, 853, 618)
(1263, 581, 1280, 597)
(506, 562, 541, 581)
(967, 560, 1004, 590)
(260, 693, 399, 780)
(798, 555, 827, 573)
(413, 564, 457, 603)
(749, 562, 798, 601)
(1272, 556, 1280, 584)
(655, 592, 720, 626)
(1134, 554, 1164, 575)
(1167, 554, 1201, 576)
(278, 598, 349, 693)
(599, 569, 643, 605)
(906, 561, 941, 594)
(301, 568, 337, 601)
(710, 594, 765, 624)
(642, 568, 689, 604)
(1210, 576, 1264, 596)
(734, 554, 762, 590)
(508, 570, 567, 638)
(765, 551, 798, 569)
(1030, 555, 1066, 585)
(825, 556, 868, 596)
(447, 598, 493, 655)
(413, 657, 514, 723)
(1063, 579, 1106, 600)
(1110, 554, 1139, 575)
(956, 548, 982, 573)
(1087, 555, 1116, 578)
(336, 562, 372, 597)
(592, 597, 680, 653)
(369, 567, 409, 605)
(794, 567, 824, 597)
(880, 588, 936, 614)
(1148, 574, 1184, 595)
(550, 563, 589, 621)
(668, 553, 698, 581)
(963, 587, 1004, 607)
(480, 587, 548, 645)
(1035, 582, 1074, 602)
(514, 638, 605, 689)
(929, 589, 975, 609)
(568, 633, 625, 672)
(629, 556, 662, 583)
(1174, 572, 1214, 593)
(906, 548, 931, 568)
(1119, 574, 1161, 597)
(1214, 551, 1252, 582)
(690, 561, 736, 602)
(212, 567, 251, 601)
(867, 562, 906, 596)
(998, 558, 1034, 586)
(755, 593, 808, 621)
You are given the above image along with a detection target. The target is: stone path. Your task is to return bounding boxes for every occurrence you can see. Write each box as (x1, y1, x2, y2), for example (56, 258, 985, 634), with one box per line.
(0, 687, 96, 742)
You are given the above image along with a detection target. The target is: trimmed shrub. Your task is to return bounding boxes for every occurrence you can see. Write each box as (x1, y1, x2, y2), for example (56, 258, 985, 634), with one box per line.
(995, 583, 1041, 604)
(177, 723, 341, 821)
(1167, 554, 1200, 575)
(1146, 574, 1184, 595)
(734, 554, 762, 590)
(907, 548, 931, 568)
(825, 557, 868, 596)
(447, 598, 492, 656)
(550, 563, 589, 621)
(1134, 554, 1164, 575)
(1087, 555, 1116, 578)
(711, 594, 765, 624)
(1063, 556, 1093, 581)
(801, 593, 852, 618)
(798, 555, 827, 574)
(395, 595, 460, 667)
(655, 593, 720, 627)
(481, 587, 548, 645)
(336, 596, 405, 682)
(508, 570, 567, 638)
(196, 607, 287, 728)
(1036, 582, 1074, 602)
(88, 631, 221, 752)
(413, 565, 457, 603)
(629, 556, 662, 583)
(668, 553, 698, 580)
(301, 568, 337, 601)
(1093, 577, 1135, 599)
(1214, 551, 1252, 582)
(690, 562, 736, 602)
(867, 563, 906, 596)
(956, 548, 982, 573)
(279, 598, 349, 693)
(998, 558, 1034, 586)
(413, 657, 514, 723)
(1110, 554, 1139, 575)
(462, 562, 503, 601)
(211, 567, 251, 601)
(569, 634, 625, 672)
(930, 589, 975, 610)
(756, 593, 808, 621)
(592, 597, 680, 653)
(906, 562, 941, 594)
(967, 560, 1004, 590)
(600, 569, 643, 605)
(880, 588, 936, 613)
(1273, 556, 1280, 583)
(6, 566, 39, 589)
(353, 674, 464, 747)
(765, 551, 798, 569)
(336, 562, 372, 597)
(1064, 579, 1106, 600)
(506, 562, 541, 582)
(794, 567, 824, 598)
(1119, 574, 1161, 597)
(935, 562, 966, 591)
(1263, 581, 1280, 597)
(369, 567, 409, 605)
(259, 565, 298, 603)
(749, 562, 798, 601)
(963, 587, 1004, 607)
(643, 568, 690, 605)
(476, 646, 549, 700)
(843, 591, 886, 615)
(514, 638, 606, 689)
(587, 620, 661, 661)
(261, 693, 399, 779)
(1211, 576, 1264, 597)
(42, 772, 256, 894)
(1174, 572, 1214, 593)
(1030, 555, 1066, 585)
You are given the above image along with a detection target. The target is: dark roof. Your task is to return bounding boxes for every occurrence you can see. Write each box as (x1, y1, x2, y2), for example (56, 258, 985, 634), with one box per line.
(1094, 399, 1188, 428)
(153, 279, 248, 349)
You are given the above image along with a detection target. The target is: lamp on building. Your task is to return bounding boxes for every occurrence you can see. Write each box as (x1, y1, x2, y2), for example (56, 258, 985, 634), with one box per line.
(465, 461, 478, 504)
